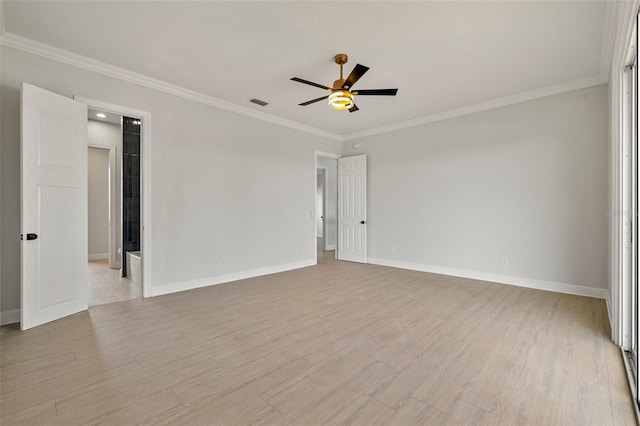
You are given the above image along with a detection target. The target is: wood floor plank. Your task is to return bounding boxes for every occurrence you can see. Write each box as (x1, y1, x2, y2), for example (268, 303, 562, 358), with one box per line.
(387, 397, 447, 425)
(338, 395, 397, 426)
(0, 399, 57, 425)
(270, 358, 393, 423)
(0, 259, 635, 425)
(1, 354, 141, 415)
(443, 399, 502, 425)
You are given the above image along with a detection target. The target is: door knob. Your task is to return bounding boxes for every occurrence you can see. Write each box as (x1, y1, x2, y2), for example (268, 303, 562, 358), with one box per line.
(360, 220, 366, 225)
(21, 233, 38, 240)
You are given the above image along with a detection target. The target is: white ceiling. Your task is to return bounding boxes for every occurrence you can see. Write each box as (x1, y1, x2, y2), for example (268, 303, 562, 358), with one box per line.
(88, 108, 120, 125)
(2, 1, 608, 137)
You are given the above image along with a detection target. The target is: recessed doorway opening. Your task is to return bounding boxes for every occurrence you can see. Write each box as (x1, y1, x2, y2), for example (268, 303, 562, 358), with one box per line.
(85, 102, 149, 306)
(315, 151, 339, 264)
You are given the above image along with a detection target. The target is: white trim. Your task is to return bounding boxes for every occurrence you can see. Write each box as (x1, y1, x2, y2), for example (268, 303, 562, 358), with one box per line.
(1, 309, 20, 326)
(88, 253, 109, 261)
(326, 244, 336, 251)
(343, 75, 605, 141)
(151, 259, 315, 297)
(314, 150, 341, 159)
(74, 97, 153, 298)
(0, 32, 342, 141)
(368, 257, 608, 300)
(140, 112, 152, 298)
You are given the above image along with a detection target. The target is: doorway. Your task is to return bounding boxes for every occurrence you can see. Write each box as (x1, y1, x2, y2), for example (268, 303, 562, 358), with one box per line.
(80, 97, 151, 306)
(315, 152, 339, 264)
(87, 109, 143, 306)
(317, 167, 326, 240)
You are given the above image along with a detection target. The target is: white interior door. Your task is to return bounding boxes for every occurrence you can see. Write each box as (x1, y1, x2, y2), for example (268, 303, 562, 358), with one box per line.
(337, 155, 367, 263)
(21, 82, 88, 330)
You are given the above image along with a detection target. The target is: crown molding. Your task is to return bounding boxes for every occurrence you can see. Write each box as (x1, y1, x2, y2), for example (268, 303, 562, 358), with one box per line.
(0, 29, 616, 143)
(0, 32, 343, 141)
(342, 74, 606, 141)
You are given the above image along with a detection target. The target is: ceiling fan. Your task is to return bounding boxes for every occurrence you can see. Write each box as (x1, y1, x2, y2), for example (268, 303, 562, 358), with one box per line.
(291, 54, 398, 113)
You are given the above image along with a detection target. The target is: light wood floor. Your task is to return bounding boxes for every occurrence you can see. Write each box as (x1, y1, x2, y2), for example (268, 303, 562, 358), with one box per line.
(317, 237, 336, 264)
(1, 260, 636, 425)
(89, 259, 141, 307)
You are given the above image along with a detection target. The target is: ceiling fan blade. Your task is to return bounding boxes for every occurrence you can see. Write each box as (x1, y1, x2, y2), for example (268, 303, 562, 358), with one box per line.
(299, 95, 329, 106)
(354, 89, 398, 96)
(342, 64, 369, 89)
(291, 77, 330, 90)
(348, 104, 359, 113)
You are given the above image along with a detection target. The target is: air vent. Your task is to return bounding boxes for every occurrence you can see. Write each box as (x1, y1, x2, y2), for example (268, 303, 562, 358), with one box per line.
(250, 98, 269, 107)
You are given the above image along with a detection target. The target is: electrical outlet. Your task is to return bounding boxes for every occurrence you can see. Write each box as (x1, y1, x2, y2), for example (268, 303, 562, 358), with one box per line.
(502, 257, 509, 266)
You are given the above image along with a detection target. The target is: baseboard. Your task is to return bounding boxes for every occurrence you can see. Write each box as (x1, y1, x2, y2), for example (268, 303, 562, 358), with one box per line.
(1, 309, 20, 326)
(88, 253, 109, 261)
(326, 244, 336, 250)
(151, 259, 316, 297)
(368, 257, 608, 299)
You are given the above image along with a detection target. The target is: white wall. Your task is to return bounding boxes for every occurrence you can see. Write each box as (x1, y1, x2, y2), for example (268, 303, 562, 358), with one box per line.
(317, 156, 337, 250)
(0, 44, 608, 318)
(0, 45, 341, 314)
(88, 120, 122, 264)
(342, 84, 608, 291)
(88, 147, 110, 258)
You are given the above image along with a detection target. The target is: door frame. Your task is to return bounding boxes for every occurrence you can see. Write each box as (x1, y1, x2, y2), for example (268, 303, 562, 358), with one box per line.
(87, 143, 117, 269)
(75, 96, 152, 298)
(316, 165, 328, 243)
(314, 151, 340, 263)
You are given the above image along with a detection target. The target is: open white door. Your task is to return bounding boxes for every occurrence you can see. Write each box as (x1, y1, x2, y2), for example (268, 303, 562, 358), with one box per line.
(21, 83, 88, 330)
(337, 155, 367, 263)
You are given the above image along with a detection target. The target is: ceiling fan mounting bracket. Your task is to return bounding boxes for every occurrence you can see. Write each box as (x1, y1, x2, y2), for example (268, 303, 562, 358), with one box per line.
(334, 53, 348, 65)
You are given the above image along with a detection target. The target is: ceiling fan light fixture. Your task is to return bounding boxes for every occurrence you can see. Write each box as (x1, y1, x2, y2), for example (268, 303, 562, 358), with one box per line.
(328, 90, 354, 110)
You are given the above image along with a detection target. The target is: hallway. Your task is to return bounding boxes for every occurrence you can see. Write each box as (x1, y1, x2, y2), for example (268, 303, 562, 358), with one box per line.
(88, 259, 141, 306)
(317, 237, 336, 264)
